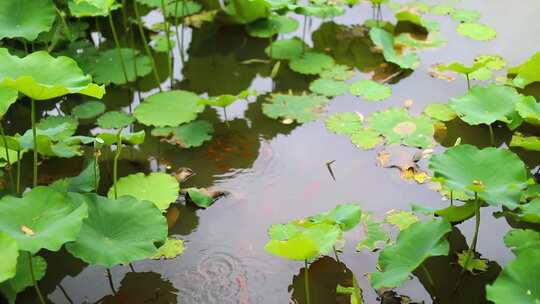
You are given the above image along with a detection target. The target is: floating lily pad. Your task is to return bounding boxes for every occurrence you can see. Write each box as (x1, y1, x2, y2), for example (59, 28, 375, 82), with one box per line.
(486, 249, 540, 304)
(325, 112, 363, 135)
(385, 211, 419, 230)
(510, 133, 540, 152)
(134, 90, 204, 127)
(429, 144, 528, 208)
(457, 251, 488, 273)
(108, 172, 179, 210)
(395, 11, 439, 31)
(369, 27, 420, 70)
(262, 93, 329, 123)
(0, 48, 105, 100)
(0, 186, 88, 254)
(97, 130, 145, 146)
(309, 78, 349, 97)
(371, 219, 451, 289)
(151, 238, 185, 260)
(395, 32, 447, 50)
(368, 107, 435, 148)
(516, 96, 540, 125)
(423, 103, 457, 121)
(457, 23, 497, 41)
(151, 120, 214, 148)
(449, 84, 522, 125)
(246, 15, 298, 38)
(504, 229, 540, 255)
(0, 254, 47, 304)
(0, 0, 56, 41)
(349, 80, 392, 101)
(66, 194, 168, 267)
(289, 52, 335, 75)
(72, 100, 106, 119)
(431, 5, 454, 15)
(307, 203, 362, 231)
(265, 38, 306, 60)
(90, 48, 152, 85)
(350, 129, 383, 149)
(297, 4, 346, 18)
(97, 111, 134, 129)
(356, 213, 390, 252)
(320, 64, 355, 81)
(0, 233, 18, 283)
(185, 187, 224, 208)
(451, 9, 481, 22)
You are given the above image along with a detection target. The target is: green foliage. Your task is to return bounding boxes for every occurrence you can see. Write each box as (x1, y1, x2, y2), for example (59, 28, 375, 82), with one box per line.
(152, 120, 214, 148)
(72, 100, 106, 119)
(356, 213, 389, 251)
(325, 112, 363, 135)
(385, 211, 419, 230)
(97, 111, 134, 129)
(457, 251, 488, 273)
(262, 93, 329, 123)
(0, 87, 17, 118)
(90, 49, 152, 85)
(307, 204, 362, 231)
(510, 133, 540, 152)
(369, 27, 420, 69)
(509, 51, 540, 88)
(0, 233, 18, 283)
(265, 38, 306, 60)
(504, 229, 540, 255)
(435, 202, 476, 223)
(68, 0, 119, 17)
(423, 103, 457, 121)
(152, 238, 185, 259)
(97, 130, 145, 146)
(349, 80, 392, 101)
(185, 187, 222, 208)
(0, 254, 47, 304)
(516, 96, 540, 125)
(198, 90, 256, 108)
(456, 23, 497, 41)
(289, 52, 335, 75)
(246, 15, 298, 38)
(222, 0, 271, 24)
(350, 129, 383, 149)
(134, 90, 204, 127)
(0, 0, 56, 41)
(50, 159, 100, 193)
(451, 9, 480, 22)
(309, 78, 349, 97)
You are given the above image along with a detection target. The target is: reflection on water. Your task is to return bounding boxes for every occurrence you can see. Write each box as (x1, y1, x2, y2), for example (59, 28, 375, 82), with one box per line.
(99, 272, 178, 304)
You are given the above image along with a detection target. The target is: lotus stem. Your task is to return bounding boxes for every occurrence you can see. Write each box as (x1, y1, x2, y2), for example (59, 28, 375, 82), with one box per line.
(463, 193, 481, 271)
(465, 73, 471, 91)
(31, 99, 38, 187)
(22, 40, 29, 54)
(106, 268, 117, 295)
(302, 15, 307, 53)
(113, 130, 123, 199)
(129, 263, 136, 272)
(134, 2, 162, 91)
(450, 190, 454, 206)
(108, 13, 130, 85)
(160, 0, 174, 88)
(304, 260, 311, 304)
(16, 151, 21, 195)
(0, 121, 14, 193)
(488, 124, 495, 146)
(55, 7, 72, 40)
(58, 283, 74, 304)
(333, 246, 340, 263)
(28, 252, 46, 304)
(173, 0, 186, 65)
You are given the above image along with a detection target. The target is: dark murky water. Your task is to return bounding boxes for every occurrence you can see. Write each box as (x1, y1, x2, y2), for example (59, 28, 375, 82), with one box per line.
(13, 0, 540, 303)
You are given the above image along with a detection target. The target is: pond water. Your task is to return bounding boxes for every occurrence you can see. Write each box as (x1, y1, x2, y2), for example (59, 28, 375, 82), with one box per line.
(12, 0, 540, 303)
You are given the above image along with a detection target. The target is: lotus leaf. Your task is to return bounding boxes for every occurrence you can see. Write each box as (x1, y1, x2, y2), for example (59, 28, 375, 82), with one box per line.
(0, 48, 105, 100)
(369, 27, 420, 70)
(265, 237, 319, 261)
(457, 23, 496, 41)
(514, 198, 540, 224)
(395, 32, 447, 50)
(18, 124, 87, 158)
(504, 229, 540, 255)
(151, 34, 175, 53)
(68, 0, 119, 17)
(185, 187, 223, 208)
(350, 129, 383, 149)
(269, 223, 301, 241)
(97, 130, 146, 146)
(509, 51, 540, 88)
(385, 211, 418, 230)
(325, 112, 363, 135)
(449, 84, 522, 125)
(265, 38, 306, 60)
(0, 87, 18, 118)
(457, 251, 488, 273)
(307, 203, 362, 231)
(451, 9, 480, 22)
(134, 90, 204, 127)
(289, 52, 335, 75)
(486, 249, 540, 304)
(356, 213, 390, 252)
(198, 90, 256, 108)
(97, 111, 134, 129)
(66, 194, 168, 267)
(429, 144, 528, 208)
(0, 254, 47, 304)
(395, 11, 439, 32)
(431, 5, 454, 15)
(510, 133, 540, 152)
(516, 96, 540, 125)
(0, 233, 18, 283)
(165, 1, 202, 18)
(296, 4, 346, 18)
(90, 49, 152, 85)
(37, 116, 79, 140)
(246, 15, 298, 38)
(222, 0, 270, 24)
(320, 64, 355, 81)
(349, 80, 392, 101)
(50, 159, 100, 193)
(151, 120, 214, 148)
(108, 172, 179, 210)
(434, 202, 476, 223)
(151, 238, 185, 259)
(72, 100, 106, 119)
(0, 186, 88, 254)
(371, 219, 451, 289)
(0, 0, 56, 41)
(423, 103, 456, 121)
(367, 107, 435, 148)
(263, 93, 329, 123)
(309, 78, 349, 97)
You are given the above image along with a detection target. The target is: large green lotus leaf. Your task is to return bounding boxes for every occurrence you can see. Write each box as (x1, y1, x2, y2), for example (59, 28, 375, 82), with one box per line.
(300, 223, 342, 255)
(451, 8, 480, 22)
(423, 103, 456, 122)
(429, 145, 528, 208)
(222, 0, 270, 24)
(350, 129, 383, 150)
(97, 130, 146, 146)
(0, 0, 56, 41)
(72, 100, 106, 119)
(510, 51, 540, 88)
(151, 120, 214, 148)
(66, 194, 168, 267)
(262, 93, 329, 123)
(369, 27, 420, 70)
(371, 219, 451, 289)
(0, 187, 88, 254)
(504, 229, 540, 255)
(457, 23, 497, 41)
(246, 15, 298, 38)
(320, 64, 354, 81)
(68, 0, 119, 17)
(449, 84, 521, 125)
(308, 203, 362, 231)
(265, 237, 319, 261)
(0, 87, 18, 118)
(486, 249, 540, 304)
(164, 1, 202, 18)
(431, 5, 454, 15)
(108, 172, 179, 210)
(18, 124, 88, 158)
(37, 115, 79, 140)
(97, 111, 134, 129)
(510, 133, 540, 152)
(90, 49, 152, 85)
(151, 238, 185, 260)
(269, 223, 301, 241)
(356, 213, 390, 252)
(349, 80, 392, 101)
(367, 107, 435, 148)
(0, 254, 47, 304)
(265, 38, 306, 60)
(50, 159, 100, 194)
(309, 78, 348, 97)
(289, 52, 335, 75)
(514, 198, 540, 224)
(150, 34, 175, 53)
(516, 96, 540, 125)
(385, 211, 419, 230)
(325, 112, 363, 135)
(434, 202, 476, 223)
(0, 233, 18, 283)
(134, 90, 204, 127)
(0, 49, 105, 100)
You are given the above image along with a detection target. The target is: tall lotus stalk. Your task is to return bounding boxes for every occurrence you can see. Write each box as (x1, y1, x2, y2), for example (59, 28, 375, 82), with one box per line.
(304, 260, 311, 304)
(31, 99, 38, 187)
(134, 2, 162, 91)
(0, 122, 14, 193)
(108, 13, 130, 84)
(173, 0, 187, 64)
(113, 130, 123, 199)
(160, 0, 174, 88)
